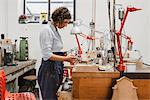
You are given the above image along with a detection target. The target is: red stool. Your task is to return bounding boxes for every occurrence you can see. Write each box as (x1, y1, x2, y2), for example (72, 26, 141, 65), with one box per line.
(63, 67, 73, 79)
(0, 70, 36, 100)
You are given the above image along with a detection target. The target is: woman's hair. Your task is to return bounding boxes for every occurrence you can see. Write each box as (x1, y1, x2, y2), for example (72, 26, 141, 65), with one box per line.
(51, 7, 71, 23)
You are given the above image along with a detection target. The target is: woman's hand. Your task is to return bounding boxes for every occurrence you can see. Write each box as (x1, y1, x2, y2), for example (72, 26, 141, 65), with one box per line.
(65, 55, 76, 65)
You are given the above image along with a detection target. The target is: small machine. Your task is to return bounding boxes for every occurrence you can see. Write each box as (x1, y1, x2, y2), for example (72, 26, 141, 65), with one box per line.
(0, 35, 15, 66)
(19, 37, 29, 61)
(4, 49, 13, 66)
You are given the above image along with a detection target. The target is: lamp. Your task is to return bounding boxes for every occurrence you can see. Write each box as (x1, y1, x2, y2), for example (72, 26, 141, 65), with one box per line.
(70, 21, 82, 58)
(70, 20, 98, 59)
(70, 21, 82, 35)
(116, 6, 141, 75)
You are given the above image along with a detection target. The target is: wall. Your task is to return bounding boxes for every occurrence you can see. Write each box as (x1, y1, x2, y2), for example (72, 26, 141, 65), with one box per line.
(146, 0, 150, 64)
(0, 0, 7, 34)
(116, 0, 149, 64)
(7, 0, 42, 59)
(7, 0, 150, 64)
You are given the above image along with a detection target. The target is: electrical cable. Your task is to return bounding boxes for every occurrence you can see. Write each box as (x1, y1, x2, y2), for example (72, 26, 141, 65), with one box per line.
(143, 63, 150, 66)
(111, 0, 117, 71)
(92, 0, 96, 24)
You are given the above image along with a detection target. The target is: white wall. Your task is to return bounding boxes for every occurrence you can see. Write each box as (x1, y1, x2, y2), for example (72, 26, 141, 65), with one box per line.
(146, 0, 150, 64)
(116, 0, 149, 64)
(0, 0, 8, 34)
(7, 0, 150, 64)
(7, 0, 43, 59)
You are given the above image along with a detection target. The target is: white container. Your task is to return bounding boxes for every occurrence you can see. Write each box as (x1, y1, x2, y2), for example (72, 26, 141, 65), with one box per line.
(126, 63, 136, 72)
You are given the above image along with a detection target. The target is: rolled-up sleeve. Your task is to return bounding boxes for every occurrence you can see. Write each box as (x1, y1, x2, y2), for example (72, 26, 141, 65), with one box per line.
(40, 29, 53, 60)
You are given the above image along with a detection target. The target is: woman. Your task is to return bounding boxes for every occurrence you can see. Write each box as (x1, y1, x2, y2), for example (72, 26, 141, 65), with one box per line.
(38, 7, 75, 100)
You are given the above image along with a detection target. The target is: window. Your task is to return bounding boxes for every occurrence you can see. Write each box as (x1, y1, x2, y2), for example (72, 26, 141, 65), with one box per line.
(24, 0, 75, 23)
(24, 0, 48, 23)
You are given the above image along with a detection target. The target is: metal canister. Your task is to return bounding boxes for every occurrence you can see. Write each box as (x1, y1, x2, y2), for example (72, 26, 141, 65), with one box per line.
(19, 37, 28, 61)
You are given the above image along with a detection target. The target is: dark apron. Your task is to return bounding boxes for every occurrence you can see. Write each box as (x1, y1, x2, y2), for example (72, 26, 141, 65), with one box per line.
(38, 52, 65, 100)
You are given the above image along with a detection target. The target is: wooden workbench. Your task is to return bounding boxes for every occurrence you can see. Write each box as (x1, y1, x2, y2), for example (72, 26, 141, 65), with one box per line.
(71, 63, 150, 100)
(72, 65, 119, 100)
(0, 59, 37, 92)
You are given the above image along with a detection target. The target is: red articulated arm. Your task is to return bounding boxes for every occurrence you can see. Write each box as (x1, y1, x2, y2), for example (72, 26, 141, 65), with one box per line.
(78, 33, 96, 40)
(74, 32, 98, 59)
(75, 34, 82, 58)
(116, 7, 141, 72)
(121, 34, 133, 50)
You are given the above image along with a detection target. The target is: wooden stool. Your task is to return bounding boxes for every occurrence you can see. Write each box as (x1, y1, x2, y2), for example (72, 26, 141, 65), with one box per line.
(23, 75, 37, 81)
(23, 75, 37, 92)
